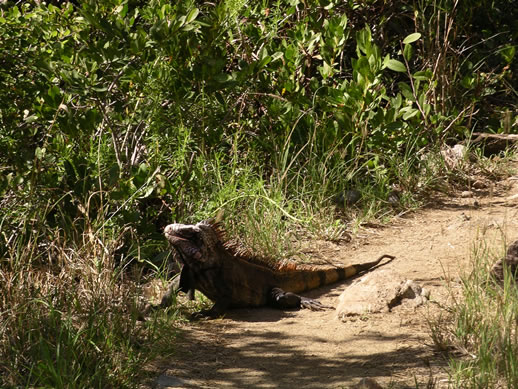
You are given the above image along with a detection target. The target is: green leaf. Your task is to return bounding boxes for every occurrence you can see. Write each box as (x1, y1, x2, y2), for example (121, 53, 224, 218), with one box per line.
(385, 59, 406, 72)
(10, 6, 20, 19)
(185, 8, 199, 24)
(418, 93, 426, 109)
(257, 56, 272, 69)
(403, 44, 413, 62)
(285, 45, 296, 61)
(413, 70, 433, 80)
(35, 147, 46, 160)
(48, 85, 60, 99)
(500, 45, 515, 64)
(356, 27, 372, 55)
(403, 33, 421, 45)
(182, 23, 199, 31)
(324, 2, 334, 10)
(115, 4, 128, 18)
(318, 61, 333, 79)
(139, 185, 155, 199)
(402, 108, 419, 120)
(271, 52, 284, 62)
(306, 32, 321, 52)
(398, 82, 414, 100)
(392, 93, 402, 110)
(24, 115, 39, 124)
(214, 73, 233, 83)
(424, 103, 431, 116)
(461, 75, 474, 89)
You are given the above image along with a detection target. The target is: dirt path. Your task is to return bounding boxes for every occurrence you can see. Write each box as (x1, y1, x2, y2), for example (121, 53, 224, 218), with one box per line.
(147, 176, 518, 389)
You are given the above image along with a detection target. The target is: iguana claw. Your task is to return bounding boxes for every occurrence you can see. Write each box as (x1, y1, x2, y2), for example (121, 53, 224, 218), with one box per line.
(300, 297, 332, 311)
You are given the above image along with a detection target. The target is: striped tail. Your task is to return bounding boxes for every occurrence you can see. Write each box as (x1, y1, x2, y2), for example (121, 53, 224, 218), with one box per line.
(277, 254, 395, 294)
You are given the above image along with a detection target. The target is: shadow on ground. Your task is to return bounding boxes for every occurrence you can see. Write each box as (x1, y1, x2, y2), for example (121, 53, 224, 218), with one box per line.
(154, 313, 446, 388)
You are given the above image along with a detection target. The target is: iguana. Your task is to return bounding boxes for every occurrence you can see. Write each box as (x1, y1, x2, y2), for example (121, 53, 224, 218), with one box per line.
(491, 239, 518, 283)
(160, 220, 395, 318)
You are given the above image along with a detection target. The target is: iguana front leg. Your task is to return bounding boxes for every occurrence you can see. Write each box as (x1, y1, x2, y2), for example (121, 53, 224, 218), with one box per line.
(269, 287, 331, 311)
(160, 265, 195, 308)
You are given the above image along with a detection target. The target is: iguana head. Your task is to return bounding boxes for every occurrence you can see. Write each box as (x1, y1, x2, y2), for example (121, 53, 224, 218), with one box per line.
(164, 221, 221, 266)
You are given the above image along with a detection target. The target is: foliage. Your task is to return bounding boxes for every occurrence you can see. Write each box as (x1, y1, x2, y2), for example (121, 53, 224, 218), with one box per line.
(0, 0, 516, 386)
(0, 215, 179, 388)
(1, 0, 516, 256)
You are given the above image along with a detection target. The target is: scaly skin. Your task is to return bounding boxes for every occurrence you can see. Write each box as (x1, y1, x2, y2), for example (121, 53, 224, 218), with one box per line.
(491, 240, 518, 283)
(161, 220, 395, 318)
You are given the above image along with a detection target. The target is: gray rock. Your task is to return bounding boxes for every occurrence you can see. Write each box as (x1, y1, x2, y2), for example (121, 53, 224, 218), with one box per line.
(156, 374, 189, 388)
(354, 377, 385, 389)
(336, 269, 429, 320)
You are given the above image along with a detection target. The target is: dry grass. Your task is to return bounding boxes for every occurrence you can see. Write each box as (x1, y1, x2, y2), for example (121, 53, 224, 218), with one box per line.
(0, 227, 178, 388)
(428, 238, 518, 388)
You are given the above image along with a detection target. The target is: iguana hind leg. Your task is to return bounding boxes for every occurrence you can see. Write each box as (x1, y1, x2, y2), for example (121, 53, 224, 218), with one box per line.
(269, 287, 331, 311)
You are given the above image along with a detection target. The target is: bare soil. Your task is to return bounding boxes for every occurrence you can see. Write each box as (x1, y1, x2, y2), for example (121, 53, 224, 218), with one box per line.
(145, 175, 518, 389)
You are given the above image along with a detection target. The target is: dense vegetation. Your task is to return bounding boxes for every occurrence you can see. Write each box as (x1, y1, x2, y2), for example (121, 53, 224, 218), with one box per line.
(0, 0, 516, 387)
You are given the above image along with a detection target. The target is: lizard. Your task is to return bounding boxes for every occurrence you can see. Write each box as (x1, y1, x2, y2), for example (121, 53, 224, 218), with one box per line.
(159, 220, 395, 318)
(491, 239, 518, 284)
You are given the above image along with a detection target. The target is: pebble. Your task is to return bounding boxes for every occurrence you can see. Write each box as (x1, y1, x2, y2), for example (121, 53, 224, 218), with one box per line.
(355, 377, 385, 389)
(472, 180, 486, 189)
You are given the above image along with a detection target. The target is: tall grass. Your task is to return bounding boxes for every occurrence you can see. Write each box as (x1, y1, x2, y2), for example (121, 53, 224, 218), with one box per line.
(429, 239, 518, 388)
(0, 209, 178, 388)
(192, 123, 438, 265)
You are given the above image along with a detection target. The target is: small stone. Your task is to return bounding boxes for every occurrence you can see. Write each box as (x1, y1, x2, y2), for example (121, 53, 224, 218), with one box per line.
(355, 377, 384, 389)
(472, 180, 486, 189)
(441, 144, 468, 169)
(156, 374, 188, 388)
(461, 191, 473, 198)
